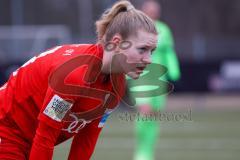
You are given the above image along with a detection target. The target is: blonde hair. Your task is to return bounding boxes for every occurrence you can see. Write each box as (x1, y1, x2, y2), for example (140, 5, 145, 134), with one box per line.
(96, 0, 157, 43)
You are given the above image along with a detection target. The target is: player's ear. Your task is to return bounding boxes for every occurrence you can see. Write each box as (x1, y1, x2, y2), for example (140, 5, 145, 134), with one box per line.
(111, 34, 122, 47)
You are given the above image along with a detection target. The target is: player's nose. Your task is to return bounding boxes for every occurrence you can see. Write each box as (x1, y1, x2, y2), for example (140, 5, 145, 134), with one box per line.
(142, 55, 152, 65)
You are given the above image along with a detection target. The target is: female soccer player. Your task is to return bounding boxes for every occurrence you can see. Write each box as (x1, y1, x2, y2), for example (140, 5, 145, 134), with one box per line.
(0, 1, 157, 160)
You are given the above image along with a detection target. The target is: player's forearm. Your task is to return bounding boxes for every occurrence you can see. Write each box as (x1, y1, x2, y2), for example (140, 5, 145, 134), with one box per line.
(29, 121, 60, 160)
(29, 139, 54, 160)
(68, 122, 102, 160)
(68, 134, 95, 160)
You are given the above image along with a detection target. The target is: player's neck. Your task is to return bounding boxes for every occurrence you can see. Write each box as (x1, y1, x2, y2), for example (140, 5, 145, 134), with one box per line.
(101, 50, 119, 74)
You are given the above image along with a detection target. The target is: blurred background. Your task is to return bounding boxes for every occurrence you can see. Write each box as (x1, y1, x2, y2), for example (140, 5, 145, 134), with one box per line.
(0, 0, 240, 159)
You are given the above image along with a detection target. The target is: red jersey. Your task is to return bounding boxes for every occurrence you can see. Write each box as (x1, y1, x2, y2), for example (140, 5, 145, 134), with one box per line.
(0, 44, 126, 160)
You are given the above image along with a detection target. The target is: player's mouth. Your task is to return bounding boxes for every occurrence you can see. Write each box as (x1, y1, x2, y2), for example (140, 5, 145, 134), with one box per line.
(136, 66, 146, 74)
(136, 66, 145, 70)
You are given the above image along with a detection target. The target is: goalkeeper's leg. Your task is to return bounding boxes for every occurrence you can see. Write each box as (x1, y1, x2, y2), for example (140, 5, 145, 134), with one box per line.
(134, 118, 160, 160)
(134, 96, 166, 160)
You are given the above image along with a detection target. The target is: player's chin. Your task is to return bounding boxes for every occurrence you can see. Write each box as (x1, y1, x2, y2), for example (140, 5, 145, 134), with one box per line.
(127, 72, 141, 80)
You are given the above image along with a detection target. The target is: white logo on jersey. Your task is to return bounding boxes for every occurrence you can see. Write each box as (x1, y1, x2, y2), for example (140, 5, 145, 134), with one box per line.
(63, 49, 74, 56)
(43, 95, 73, 122)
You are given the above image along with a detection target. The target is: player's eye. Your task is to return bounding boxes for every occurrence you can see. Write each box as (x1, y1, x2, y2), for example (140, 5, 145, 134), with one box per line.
(138, 47, 147, 54)
(150, 48, 156, 55)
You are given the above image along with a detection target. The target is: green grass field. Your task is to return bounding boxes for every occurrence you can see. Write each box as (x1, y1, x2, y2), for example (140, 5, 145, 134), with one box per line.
(53, 109, 240, 160)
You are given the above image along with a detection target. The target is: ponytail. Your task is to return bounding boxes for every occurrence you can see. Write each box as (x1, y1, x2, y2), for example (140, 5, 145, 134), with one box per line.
(96, 0, 157, 44)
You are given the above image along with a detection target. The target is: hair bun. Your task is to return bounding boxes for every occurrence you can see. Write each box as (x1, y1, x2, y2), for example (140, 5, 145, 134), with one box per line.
(127, 5, 135, 11)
